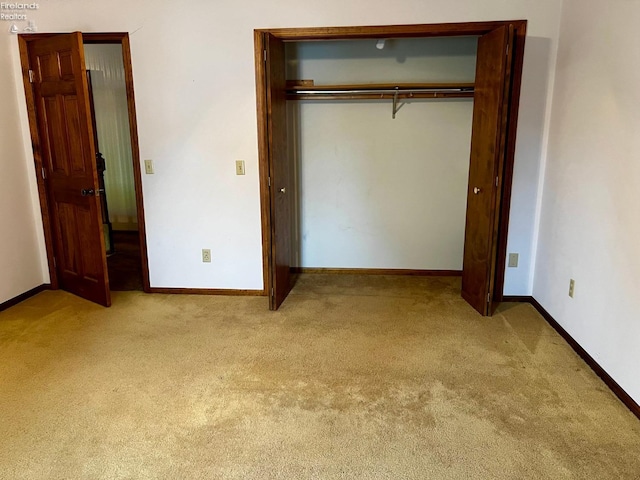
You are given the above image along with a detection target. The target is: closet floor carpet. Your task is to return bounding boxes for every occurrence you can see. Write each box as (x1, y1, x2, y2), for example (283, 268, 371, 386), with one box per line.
(1, 275, 639, 479)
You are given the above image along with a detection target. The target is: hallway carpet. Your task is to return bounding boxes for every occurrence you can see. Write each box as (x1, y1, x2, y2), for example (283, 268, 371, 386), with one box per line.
(107, 231, 143, 292)
(0, 275, 639, 479)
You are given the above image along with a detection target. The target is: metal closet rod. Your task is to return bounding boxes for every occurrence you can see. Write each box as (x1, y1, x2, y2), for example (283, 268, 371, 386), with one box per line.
(291, 87, 474, 95)
(288, 86, 474, 119)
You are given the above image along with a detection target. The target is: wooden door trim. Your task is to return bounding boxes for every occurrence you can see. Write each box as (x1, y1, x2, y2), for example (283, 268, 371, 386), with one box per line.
(18, 32, 151, 293)
(256, 21, 526, 40)
(82, 33, 129, 44)
(254, 21, 527, 311)
(117, 34, 151, 292)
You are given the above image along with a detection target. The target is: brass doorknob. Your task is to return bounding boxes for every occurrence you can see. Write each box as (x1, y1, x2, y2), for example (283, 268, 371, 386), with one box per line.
(473, 187, 481, 195)
(280, 187, 286, 193)
(81, 189, 95, 196)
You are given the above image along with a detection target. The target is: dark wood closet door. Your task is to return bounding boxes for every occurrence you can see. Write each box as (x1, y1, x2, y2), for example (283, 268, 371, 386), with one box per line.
(28, 33, 111, 307)
(264, 33, 293, 310)
(462, 25, 513, 315)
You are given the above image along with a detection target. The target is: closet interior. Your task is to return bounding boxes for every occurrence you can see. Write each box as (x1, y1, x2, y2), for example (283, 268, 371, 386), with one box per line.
(285, 37, 478, 274)
(255, 22, 527, 314)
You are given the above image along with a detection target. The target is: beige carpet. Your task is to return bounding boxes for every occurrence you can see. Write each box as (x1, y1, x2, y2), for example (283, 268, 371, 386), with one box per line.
(1, 275, 639, 479)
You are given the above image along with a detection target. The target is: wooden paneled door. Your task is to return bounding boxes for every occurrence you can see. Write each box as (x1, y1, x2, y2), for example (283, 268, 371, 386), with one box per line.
(461, 25, 514, 315)
(24, 33, 111, 306)
(261, 33, 294, 310)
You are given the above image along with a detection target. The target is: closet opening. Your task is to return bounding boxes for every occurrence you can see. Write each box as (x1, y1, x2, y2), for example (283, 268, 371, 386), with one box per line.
(255, 21, 527, 315)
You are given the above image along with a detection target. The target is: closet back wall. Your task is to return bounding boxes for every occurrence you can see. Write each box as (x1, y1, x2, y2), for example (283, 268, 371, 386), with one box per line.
(286, 38, 477, 270)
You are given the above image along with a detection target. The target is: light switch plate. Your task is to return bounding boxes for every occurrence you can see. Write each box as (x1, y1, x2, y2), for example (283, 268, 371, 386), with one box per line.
(144, 159, 154, 174)
(508, 253, 518, 268)
(235, 160, 245, 176)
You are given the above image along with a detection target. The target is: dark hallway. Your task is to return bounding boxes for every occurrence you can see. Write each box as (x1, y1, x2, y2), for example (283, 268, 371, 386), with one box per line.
(107, 231, 143, 291)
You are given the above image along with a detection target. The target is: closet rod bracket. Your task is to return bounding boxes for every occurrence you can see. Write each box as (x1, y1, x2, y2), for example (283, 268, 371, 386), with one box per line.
(392, 87, 399, 119)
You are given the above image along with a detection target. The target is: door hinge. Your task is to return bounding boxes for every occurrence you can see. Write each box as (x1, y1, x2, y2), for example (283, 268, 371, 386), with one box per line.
(53, 257, 57, 268)
(28, 69, 35, 83)
(268, 176, 271, 187)
(263, 49, 267, 62)
(487, 292, 491, 304)
(495, 176, 499, 187)
(271, 287, 274, 297)
(41, 167, 46, 180)
(506, 44, 509, 57)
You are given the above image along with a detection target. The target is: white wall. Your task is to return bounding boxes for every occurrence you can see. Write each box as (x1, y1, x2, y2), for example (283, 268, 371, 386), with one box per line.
(0, 34, 48, 304)
(288, 38, 476, 269)
(2, 0, 562, 295)
(534, 0, 640, 403)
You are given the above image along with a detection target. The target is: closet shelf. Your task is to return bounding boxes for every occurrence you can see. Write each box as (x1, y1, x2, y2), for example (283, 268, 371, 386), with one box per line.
(286, 82, 475, 100)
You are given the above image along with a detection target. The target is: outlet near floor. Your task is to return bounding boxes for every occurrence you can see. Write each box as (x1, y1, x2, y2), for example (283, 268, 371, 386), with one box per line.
(202, 249, 211, 263)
